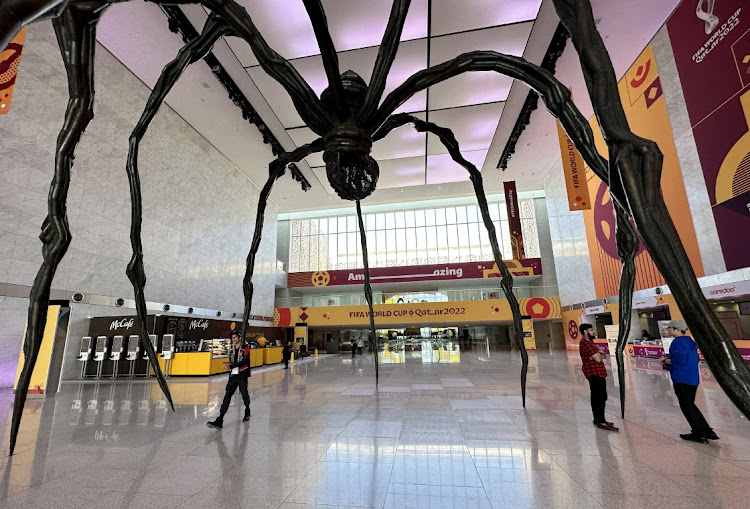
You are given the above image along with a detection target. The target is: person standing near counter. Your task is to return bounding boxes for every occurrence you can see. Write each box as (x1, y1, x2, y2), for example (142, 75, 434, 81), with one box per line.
(282, 340, 293, 369)
(662, 320, 718, 443)
(579, 323, 618, 431)
(207, 331, 251, 429)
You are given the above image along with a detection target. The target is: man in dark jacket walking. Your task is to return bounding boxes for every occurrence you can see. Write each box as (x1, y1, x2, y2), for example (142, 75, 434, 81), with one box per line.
(207, 331, 250, 429)
(662, 320, 718, 443)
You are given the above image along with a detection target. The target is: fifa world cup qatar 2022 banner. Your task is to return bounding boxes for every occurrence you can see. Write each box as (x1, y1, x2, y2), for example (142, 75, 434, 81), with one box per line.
(667, 0, 750, 271)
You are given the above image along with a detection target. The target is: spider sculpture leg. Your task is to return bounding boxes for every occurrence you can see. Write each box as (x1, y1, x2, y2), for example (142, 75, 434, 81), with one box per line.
(239, 140, 324, 342)
(125, 13, 234, 411)
(9, 1, 109, 456)
(355, 200, 378, 383)
(0, 0, 69, 49)
(613, 190, 639, 417)
(374, 114, 529, 405)
(554, 0, 750, 419)
(207, 0, 333, 135)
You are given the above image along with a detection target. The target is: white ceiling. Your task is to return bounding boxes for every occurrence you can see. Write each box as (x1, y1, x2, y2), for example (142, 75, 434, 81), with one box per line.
(93, 0, 681, 214)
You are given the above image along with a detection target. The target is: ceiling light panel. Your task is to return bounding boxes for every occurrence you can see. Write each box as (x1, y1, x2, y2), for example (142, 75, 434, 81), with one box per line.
(428, 22, 533, 110)
(426, 150, 488, 185)
(431, 0, 542, 36)
(426, 102, 505, 155)
(373, 156, 427, 189)
(230, 0, 428, 66)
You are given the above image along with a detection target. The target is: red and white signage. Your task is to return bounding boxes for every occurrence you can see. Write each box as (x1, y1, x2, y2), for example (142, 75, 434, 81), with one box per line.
(287, 259, 542, 288)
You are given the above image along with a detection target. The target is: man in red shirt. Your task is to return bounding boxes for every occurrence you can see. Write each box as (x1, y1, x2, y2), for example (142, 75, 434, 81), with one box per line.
(579, 323, 618, 431)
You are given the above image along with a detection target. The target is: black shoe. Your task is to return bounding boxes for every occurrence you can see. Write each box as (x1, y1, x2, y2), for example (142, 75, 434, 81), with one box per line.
(243, 409, 251, 422)
(680, 433, 708, 443)
(207, 419, 223, 430)
(703, 430, 720, 440)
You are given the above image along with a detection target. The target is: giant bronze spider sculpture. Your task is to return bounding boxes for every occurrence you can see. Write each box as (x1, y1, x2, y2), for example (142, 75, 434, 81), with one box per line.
(3, 0, 750, 456)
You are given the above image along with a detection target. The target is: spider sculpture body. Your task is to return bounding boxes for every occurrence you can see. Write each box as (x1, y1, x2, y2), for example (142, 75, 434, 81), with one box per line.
(3, 0, 750, 457)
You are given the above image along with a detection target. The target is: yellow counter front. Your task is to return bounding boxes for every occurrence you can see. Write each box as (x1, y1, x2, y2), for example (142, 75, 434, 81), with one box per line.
(250, 349, 263, 367)
(156, 352, 229, 376)
(154, 347, 288, 375)
(263, 347, 283, 365)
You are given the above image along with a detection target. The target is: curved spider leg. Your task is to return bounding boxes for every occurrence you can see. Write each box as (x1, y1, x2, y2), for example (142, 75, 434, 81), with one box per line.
(125, 13, 233, 411)
(240, 139, 325, 343)
(0, 0, 69, 50)
(367, 50, 613, 190)
(301, 0, 347, 120)
(357, 0, 411, 124)
(355, 200, 378, 384)
(9, 1, 109, 456)
(554, 0, 750, 419)
(207, 0, 333, 135)
(374, 113, 529, 406)
(612, 179, 639, 418)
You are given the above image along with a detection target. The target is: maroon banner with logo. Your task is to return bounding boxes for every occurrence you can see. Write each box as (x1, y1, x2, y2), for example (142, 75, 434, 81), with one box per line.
(287, 259, 542, 288)
(667, 1, 750, 271)
(503, 181, 525, 259)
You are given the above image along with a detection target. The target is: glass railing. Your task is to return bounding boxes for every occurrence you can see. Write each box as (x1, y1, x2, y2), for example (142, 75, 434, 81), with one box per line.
(274, 285, 559, 308)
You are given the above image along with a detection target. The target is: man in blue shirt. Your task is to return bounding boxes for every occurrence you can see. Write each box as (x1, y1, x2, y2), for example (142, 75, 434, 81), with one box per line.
(662, 320, 718, 443)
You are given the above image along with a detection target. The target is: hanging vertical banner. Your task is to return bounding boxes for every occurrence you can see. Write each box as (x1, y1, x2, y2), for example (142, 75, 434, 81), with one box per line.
(556, 119, 591, 211)
(667, 0, 750, 271)
(503, 181, 525, 259)
(0, 27, 27, 114)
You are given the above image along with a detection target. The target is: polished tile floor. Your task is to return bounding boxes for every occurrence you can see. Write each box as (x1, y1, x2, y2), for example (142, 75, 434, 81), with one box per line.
(1, 349, 749, 508)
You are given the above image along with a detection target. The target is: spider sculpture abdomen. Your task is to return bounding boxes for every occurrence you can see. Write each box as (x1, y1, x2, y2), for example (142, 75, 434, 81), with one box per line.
(323, 124, 379, 201)
(321, 70, 379, 201)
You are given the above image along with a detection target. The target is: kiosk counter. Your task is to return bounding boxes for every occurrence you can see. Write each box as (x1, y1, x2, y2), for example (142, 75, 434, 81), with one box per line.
(263, 347, 283, 365)
(157, 352, 229, 376)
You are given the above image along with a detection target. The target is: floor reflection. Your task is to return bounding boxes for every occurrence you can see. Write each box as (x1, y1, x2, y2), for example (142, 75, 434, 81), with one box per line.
(2, 350, 749, 508)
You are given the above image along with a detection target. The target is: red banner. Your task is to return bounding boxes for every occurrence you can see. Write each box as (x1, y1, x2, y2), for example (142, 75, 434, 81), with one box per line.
(667, 1, 750, 271)
(503, 181, 525, 259)
(287, 259, 542, 288)
(0, 27, 27, 114)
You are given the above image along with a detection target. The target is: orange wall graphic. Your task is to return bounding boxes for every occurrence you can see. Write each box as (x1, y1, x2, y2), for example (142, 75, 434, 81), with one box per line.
(582, 44, 704, 299)
(0, 27, 27, 114)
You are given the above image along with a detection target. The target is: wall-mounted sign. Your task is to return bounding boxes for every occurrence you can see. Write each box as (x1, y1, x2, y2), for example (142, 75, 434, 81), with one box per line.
(287, 259, 542, 288)
(584, 305, 605, 315)
(632, 297, 659, 309)
(504, 181, 526, 259)
(274, 297, 561, 328)
(702, 280, 750, 299)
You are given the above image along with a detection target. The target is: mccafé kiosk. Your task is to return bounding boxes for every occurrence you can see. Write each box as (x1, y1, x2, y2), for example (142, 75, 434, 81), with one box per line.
(78, 314, 283, 378)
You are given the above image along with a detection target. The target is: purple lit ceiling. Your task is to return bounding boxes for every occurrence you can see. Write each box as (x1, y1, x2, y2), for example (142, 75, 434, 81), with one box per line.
(222, 0, 542, 190)
(93, 0, 683, 212)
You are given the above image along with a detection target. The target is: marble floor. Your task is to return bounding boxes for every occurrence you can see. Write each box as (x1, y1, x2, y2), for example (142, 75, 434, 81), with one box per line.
(1, 349, 749, 508)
